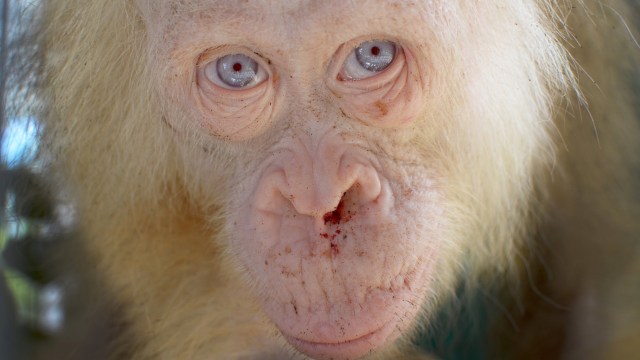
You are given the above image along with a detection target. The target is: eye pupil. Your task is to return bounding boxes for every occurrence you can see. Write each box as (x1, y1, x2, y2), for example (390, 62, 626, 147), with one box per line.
(371, 46, 380, 56)
(233, 63, 242, 72)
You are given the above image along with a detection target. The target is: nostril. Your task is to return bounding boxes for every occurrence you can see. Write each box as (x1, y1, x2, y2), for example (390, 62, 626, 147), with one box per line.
(323, 196, 345, 226)
(322, 191, 357, 226)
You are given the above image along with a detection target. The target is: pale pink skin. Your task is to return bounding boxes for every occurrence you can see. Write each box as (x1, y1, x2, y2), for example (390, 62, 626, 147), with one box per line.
(138, 1, 449, 358)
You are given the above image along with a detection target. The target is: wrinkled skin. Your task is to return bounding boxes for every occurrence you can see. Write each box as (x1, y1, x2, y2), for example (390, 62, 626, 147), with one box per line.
(104, 0, 634, 358)
(35, 0, 640, 358)
(138, 1, 455, 357)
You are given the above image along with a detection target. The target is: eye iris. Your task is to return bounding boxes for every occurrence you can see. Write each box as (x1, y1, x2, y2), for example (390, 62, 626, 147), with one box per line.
(216, 54, 258, 88)
(355, 40, 395, 72)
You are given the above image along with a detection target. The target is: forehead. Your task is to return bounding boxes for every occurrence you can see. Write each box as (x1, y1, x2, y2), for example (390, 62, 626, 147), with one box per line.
(137, 0, 455, 36)
(135, 0, 471, 73)
(140, 0, 427, 17)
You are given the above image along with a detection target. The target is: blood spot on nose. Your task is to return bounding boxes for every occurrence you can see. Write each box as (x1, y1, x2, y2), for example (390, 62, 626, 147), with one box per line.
(330, 241, 340, 255)
(319, 194, 357, 256)
(323, 198, 346, 225)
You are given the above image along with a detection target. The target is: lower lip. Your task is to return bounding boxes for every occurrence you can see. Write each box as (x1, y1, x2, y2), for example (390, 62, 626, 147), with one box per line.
(283, 320, 397, 360)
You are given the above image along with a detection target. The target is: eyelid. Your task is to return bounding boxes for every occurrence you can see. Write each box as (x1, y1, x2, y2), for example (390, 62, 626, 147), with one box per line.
(327, 39, 407, 94)
(190, 46, 277, 141)
(196, 47, 272, 94)
(327, 37, 405, 86)
(340, 40, 397, 81)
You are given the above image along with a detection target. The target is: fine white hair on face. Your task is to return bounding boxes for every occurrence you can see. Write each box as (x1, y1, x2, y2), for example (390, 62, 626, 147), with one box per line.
(22, 0, 640, 359)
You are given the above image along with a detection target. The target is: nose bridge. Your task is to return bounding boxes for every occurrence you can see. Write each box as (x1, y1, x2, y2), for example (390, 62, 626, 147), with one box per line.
(283, 126, 351, 218)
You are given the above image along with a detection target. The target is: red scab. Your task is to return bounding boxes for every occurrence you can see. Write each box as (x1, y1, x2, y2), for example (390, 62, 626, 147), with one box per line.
(323, 199, 346, 225)
(320, 233, 329, 239)
(330, 241, 340, 255)
(336, 229, 341, 234)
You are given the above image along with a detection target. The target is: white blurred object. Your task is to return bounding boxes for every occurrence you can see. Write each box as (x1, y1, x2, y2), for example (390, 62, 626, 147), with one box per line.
(0, 117, 39, 168)
(38, 283, 64, 334)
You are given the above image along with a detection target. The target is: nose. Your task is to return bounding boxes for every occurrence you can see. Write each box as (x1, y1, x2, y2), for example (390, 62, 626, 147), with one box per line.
(279, 134, 382, 221)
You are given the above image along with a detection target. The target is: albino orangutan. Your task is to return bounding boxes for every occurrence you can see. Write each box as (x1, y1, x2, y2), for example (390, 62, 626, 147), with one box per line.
(25, 0, 640, 359)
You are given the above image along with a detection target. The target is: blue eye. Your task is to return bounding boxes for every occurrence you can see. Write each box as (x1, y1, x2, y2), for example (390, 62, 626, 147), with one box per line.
(355, 40, 395, 72)
(341, 40, 397, 81)
(204, 53, 267, 90)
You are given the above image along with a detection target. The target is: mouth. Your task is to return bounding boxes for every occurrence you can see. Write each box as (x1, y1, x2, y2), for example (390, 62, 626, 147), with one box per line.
(282, 320, 397, 360)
